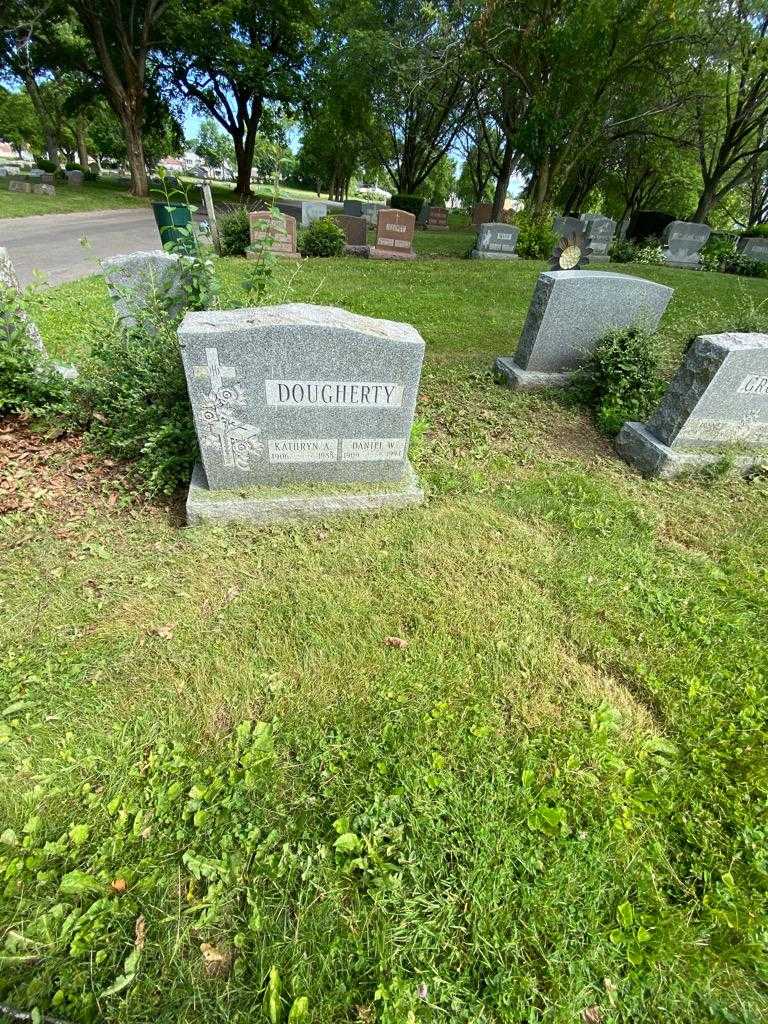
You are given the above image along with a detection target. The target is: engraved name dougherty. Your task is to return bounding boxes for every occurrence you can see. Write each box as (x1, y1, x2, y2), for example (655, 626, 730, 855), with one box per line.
(179, 304, 426, 510)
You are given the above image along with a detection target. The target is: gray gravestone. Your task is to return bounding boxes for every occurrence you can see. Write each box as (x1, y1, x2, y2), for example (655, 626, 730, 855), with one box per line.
(0, 167, 7, 177)
(343, 199, 364, 217)
(303, 201, 328, 225)
(275, 200, 303, 224)
(102, 250, 189, 327)
(180, 303, 426, 524)
(553, 215, 582, 238)
(65, 169, 84, 187)
(8, 180, 32, 194)
(471, 223, 519, 260)
(662, 221, 711, 269)
(737, 236, 768, 263)
(40, 172, 55, 184)
(584, 217, 616, 262)
(33, 183, 55, 196)
(0, 246, 77, 379)
(495, 270, 674, 390)
(616, 333, 768, 478)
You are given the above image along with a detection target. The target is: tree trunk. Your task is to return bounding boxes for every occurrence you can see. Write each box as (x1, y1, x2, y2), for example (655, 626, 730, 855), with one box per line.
(76, 118, 89, 169)
(692, 184, 716, 224)
(24, 72, 58, 163)
(121, 112, 148, 197)
(533, 158, 551, 214)
(491, 142, 514, 221)
(233, 140, 253, 197)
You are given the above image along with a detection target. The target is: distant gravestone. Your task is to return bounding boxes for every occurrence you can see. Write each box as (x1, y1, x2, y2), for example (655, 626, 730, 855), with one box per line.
(65, 169, 84, 187)
(8, 179, 31, 194)
(662, 221, 711, 269)
(343, 199, 364, 217)
(179, 303, 426, 524)
(472, 203, 493, 226)
(737, 236, 768, 263)
(334, 214, 367, 247)
(417, 200, 430, 227)
(102, 250, 190, 327)
(494, 270, 673, 390)
(0, 167, 8, 177)
(471, 222, 519, 260)
(553, 215, 583, 238)
(275, 200, 303, 224)
(0, 246, 77, 378)
(584, 217, 616, 262)
(367, 209, 416, 261)
(303, 201, 328, 225)
(360, 202, 384, 224)
(616, 333, 768, 478)
(33, 183, 55, 196)
(426, 206, 448, 230)
(40, 172, 55, 184)
(248, 211, 300, 259)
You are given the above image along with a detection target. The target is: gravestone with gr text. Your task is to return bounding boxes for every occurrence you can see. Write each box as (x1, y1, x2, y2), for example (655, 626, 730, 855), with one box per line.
(737, 237, 768, 263)
(662, 221, 711, 269)
(426, 207, 448, 230)
(471, 223, 519, 260)
(367, 209, 416, 260)
(584, 217, 616, 262)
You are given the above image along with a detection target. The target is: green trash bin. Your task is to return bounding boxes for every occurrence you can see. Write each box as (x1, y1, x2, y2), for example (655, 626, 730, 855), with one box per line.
(151, 201, 193, 250)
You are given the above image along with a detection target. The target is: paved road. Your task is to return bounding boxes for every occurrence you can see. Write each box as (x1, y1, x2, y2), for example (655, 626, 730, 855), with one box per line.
(0, 208, 161, 286)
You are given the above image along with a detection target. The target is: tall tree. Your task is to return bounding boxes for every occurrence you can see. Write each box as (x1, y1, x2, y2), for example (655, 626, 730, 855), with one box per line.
(159, 0, 316, 196)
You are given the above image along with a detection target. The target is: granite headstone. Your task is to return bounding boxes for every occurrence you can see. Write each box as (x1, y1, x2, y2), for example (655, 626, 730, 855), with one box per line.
(179, 303, 426, 523)
(426, 206, 448, 230)
(737, 236, 768, 264)
(334, 214, 367, 247)
(65, 169, 84, 187)
(343, 199, 364, 217)
(8, 180, 31, 193)
(616, 332, 768, 477)
(553, 215, 583, 239)
(471, 222, 519, 260)
(102, 250, 190, 327)
(495, 270, 674, 390)
(662, 221, 711, 269)
(367, 209, 416, 260)
(248, 211, 299, 259)
(33, 183, 55, 196)
(584, 217, 616, 262)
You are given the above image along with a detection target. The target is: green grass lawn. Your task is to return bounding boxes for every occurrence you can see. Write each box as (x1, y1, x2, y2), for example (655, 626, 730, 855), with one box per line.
(0, 177, 150, 219)
(2, 255, 767, 1023)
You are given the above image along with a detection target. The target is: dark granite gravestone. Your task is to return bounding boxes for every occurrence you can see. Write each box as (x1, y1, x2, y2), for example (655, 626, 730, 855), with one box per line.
(494, 270, 673, 390)
(584, 217, 616, 262)
(248, 211, 300, 259)
(334, 215, 367, 247)
(616, 333, 768, 478)
(662, 221, 711, 269)
(737, 237, 768, 263)
(65, 170, 83, 187)
(472, 203, 493, 226)
(426, 207, 448, 230)
(471, 223, 519, 260)
(275, 200, 304, 224)
(367, 209, 416, 260)
(179, 303, 426, 524)
(417, 200, 430, 227)
(553, 215, 583, 238)
(343, 199, 364, 217)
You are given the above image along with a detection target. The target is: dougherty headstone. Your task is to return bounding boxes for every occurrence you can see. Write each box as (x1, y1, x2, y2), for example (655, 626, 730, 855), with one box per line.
(102, 250, 190, 327)
(248, 211, 299, 259)
(426, 206, 448, 230)
(472, 203, 493, 226)
(179, 303, 426, 524)
(616, 333, 768, 478)
(334, 214, 367, 247)
(471, 223, 519, 260)
(368, 209, 416, 260)
(553, 215, 582, 238)
(495, 270, 673, 390)
(0, 246, 77, 379)
(662, 221, 711, 269)
(737, 236, 768, 263)
(584, 217, 616, 262)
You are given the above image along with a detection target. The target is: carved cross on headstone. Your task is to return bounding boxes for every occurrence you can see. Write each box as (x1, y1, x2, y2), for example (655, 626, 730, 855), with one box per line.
(193, 346, 237, 394)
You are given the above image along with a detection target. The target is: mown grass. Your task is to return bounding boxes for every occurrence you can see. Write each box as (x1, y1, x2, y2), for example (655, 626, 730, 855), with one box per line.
(1, 255, 767, 1023)
(0, 177, 149, 218)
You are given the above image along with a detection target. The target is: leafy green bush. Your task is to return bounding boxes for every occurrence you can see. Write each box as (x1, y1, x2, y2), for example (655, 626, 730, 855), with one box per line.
(635, 241, 665, 266)
(298, 216, 345, 257)
(83, 168, 99, 182)
(610, 239, 639, 263)
(389, 194, 425, 218)
(64, 161, 83, 172)
(219, 208, 251, 256)
(0, 287, 69, 417)
(573, 325, 665, 435)
(727, 253, 768, 279)
(700, 235, 736, 273)
(741, 224, 768, 238)
(32, 156, 58, 173)
(514, 210, 557, 260)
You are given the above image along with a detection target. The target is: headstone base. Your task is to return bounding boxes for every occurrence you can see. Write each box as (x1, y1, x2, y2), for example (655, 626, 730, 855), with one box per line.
(186, 460, 424, 526)
(587, 254, 611, 263)
(664, 259, 702, 270)
(615, 421, 761, 479)
(365, 246, 417, 261)
(246, 248, 301, 261)
(425, 225, 448, 231)
(470, 250, 518, 261)
(494, 356, 573, 390)
(343, 244, 370, 257)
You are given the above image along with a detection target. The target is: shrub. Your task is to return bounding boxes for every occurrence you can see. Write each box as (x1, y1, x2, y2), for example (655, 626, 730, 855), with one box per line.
(389, 193, 425, 218)
(726, 253, 768, 279)
(741, 224, 768, 239)
(219, 208, 251, 256)
(634, 240, 665, 266)
(83, 169, 99, 182)
(298, 216, 345, 257)
(573, 325, 665, 436)
(32, 156, 58, 173)
(65, 162, 83, 172)
(609, 239, 639, 263)
(700, 235, 737, 273)
(514, 210, 557, 260)
(0, 286, 69, 417)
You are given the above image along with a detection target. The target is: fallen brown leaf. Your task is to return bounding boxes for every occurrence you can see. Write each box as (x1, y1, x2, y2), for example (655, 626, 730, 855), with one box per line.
(582, 1008, 602, 1024)
(200, 941, 233, 978)
(134, 914, 146, 951)
(384, 636, 408, 649)
(110, 878, 127, 894)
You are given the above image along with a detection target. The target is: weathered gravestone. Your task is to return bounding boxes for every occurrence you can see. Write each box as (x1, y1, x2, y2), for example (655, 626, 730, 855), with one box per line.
(248, 211, 300, 259)
(8, 179, 32, 194)
(0, 167, 8, 177)
(0, 246, 77, 379)
(33, 183, 55, 196)
(662, 221, 711, 269)
(584, 217, 616, 262)
(333, 214, 367, 249)
(40, 172, 55, 185)
(367, 209, 416, 260)
(494, 270, 673, 390)
(471, 223, 519, 260)
(179, 303, 426, 524)
(360, 202, 384, 225)
(65, 169, 83, 187)
(426, 206, 448, 230)
(102, 250, 190, 327)
(553, 215, 583, 238)
(737, 237, 768, 263)
(616, 333, 768, 478)
(343, 199, 364, 217)
(304, 201, 328, 225)
(472, 203, 493, 226)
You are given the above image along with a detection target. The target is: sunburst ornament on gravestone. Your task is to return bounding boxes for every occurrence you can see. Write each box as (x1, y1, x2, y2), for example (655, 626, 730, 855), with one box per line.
(550, 230, 592, 271)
